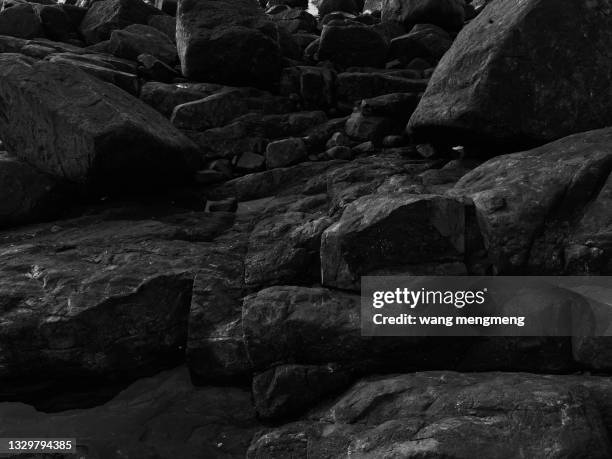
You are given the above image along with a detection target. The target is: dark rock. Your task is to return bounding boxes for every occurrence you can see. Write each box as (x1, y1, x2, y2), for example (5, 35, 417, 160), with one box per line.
(280, 65, 336, 110)
(208, 197, 238, 212)
(154, 0, 176, 15)
(0, 367, 261, 458)
(0, 153, 67, 228)
(318, 24, 388, 67)
(336, 71, 428, 104)
(252, 364, 352, 420)
(171, 90, 249, 131)
(265, 137, 308, 168)
(409, 0, 612, 150)
(270, 7, 317, 33)
(236, 152, 266, 172)
(0, 3, 43, 38)
(345, 112, 398, 142)
(140, 81, 226, 117)
(137, 53, 179, 82)
(245, 209, 332, 286)
(248, 372, 612, 458)
(321, 192, 468, 289)
(0, 206, 234, 405)
(326, 145, 353, 159)
(176, 0, 282, 89)
(194, 169, 226, 185)
(147, 13, 175, 39)
(449, 128, 612, 274)
(187, 225, 250, 384)
(318, 0, 359, 17)
(109, 23, 177, 64)
(35, 4, 78, 42)
(381, 0, 466, 31)
(0, 55, 199, 191)
(389, 23, 452, 62)
(46, 53, 141, 95)
(79, 0, 163, 45)
(193, 111, 325, 161)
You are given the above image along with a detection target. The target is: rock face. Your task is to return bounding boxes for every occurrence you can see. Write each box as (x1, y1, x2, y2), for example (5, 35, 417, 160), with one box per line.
(409, 0, 612, 150)
(249, 372, 612, 458)
(0, 55, 199, 190)
(381, 0, 466, 31)
(0, 204, 234, 406)
(450, 127, 612, 275)
(321, 193, 469, 289)
(0, 3, 43, 38)
(109, 23, 177, 64)
(318, 24, 388, 68)
(176, 0, 282, 89)
(0, 367, 261, 459)
(79, 0, 162, 44)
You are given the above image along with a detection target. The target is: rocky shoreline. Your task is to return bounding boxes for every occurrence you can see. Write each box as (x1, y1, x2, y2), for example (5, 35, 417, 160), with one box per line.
(0, 0, 611, 457)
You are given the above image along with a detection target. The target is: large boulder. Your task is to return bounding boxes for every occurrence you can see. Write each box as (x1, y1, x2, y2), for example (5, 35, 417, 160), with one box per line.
(109, 23, 177, 64)
(0, 205, 234, 405)
(0, 55, 200, 190)
(318, 24, 389, 68)
(176, 0, 282, 89)
(409, 0, 612, 150)
(381, 0, 466, 31)
(79, 0, 162, 45)
(0, 3, 43, 38)
(450, 128, 612, 275)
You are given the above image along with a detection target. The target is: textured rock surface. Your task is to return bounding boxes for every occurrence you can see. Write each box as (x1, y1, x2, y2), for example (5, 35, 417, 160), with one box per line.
(79, 0, 162, 44)
(0, 367, 261, 459)
(0, 204, 233, 406)
(176, 0, 282, 88)
(0, 55, 199, 189)
(249, 372, 612, 458)
(409, 0, 612, 149)
(382, 0, 466, 31)
(450, 128, 612, 274)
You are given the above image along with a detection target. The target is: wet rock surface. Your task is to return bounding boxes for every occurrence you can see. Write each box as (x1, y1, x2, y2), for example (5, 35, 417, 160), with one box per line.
(0, 0, 611, 457)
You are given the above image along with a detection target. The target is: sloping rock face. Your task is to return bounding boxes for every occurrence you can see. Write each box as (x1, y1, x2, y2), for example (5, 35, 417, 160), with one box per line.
(450, 127, 612, 275)
(176, 0, 282, 89)
(249, 372, 612, 458)
(0, 55, 199, 190)
(0, 205, 234, 406)
(0, 367, 261, 459)
(409, 0, 612, 150)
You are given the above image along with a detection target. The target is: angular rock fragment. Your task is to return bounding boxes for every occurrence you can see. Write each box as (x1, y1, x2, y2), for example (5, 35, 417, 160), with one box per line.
(265, 138, 308, 169)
